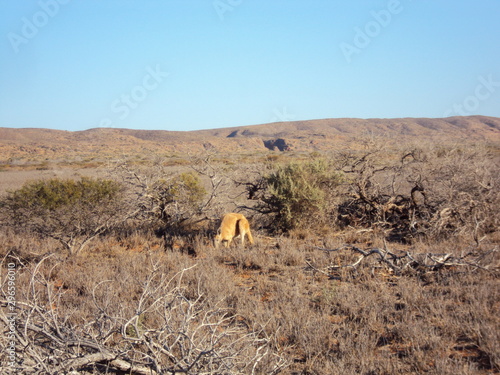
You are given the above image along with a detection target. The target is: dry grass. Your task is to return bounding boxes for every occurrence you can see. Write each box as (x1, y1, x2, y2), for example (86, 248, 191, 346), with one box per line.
(1, 142, 499, 374)
(1, 226, 498, 374)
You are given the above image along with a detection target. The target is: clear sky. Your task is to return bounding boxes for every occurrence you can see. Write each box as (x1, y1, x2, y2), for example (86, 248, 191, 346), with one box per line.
(1, 0, 499, 131)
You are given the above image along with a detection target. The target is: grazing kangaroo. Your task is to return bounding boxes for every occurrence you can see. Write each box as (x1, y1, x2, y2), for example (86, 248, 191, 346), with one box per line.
(215, 213, 254, 248)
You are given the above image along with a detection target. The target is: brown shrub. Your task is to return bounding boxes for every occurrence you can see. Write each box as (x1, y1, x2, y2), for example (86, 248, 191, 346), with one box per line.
(336, 143, 500, 244)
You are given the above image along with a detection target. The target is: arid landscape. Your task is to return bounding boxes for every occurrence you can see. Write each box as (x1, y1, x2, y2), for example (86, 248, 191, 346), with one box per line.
(1, 116, 499, 374)
(1, 115, 499, 166)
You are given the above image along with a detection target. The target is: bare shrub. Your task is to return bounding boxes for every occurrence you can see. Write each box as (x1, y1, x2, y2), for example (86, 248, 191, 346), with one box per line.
(336, 144, 500, 243)
(415, 145, 499, 242)
(114, 156, 242, 238)
(0, 253, 288, 374)
(113, 161, 205, 238)
(147, 171, 206, 226)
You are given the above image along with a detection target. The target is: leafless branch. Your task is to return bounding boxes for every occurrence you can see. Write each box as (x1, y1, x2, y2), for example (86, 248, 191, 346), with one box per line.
(312, 245, 498, 278)
(1, 256, 286, 374)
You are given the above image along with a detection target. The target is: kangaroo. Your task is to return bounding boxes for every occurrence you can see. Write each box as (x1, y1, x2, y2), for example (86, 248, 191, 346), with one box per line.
(215, 213, 254, 248)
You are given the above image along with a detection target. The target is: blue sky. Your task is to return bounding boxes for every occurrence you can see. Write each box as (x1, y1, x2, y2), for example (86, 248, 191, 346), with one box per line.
(1, 0, 499, 131)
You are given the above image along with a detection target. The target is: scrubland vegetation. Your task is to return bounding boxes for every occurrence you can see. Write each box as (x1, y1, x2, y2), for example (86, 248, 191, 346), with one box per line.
(1, 141, 499, 374)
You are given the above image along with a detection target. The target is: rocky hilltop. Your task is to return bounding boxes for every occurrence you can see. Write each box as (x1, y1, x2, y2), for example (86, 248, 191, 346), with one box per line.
(1, 116, 499, 163)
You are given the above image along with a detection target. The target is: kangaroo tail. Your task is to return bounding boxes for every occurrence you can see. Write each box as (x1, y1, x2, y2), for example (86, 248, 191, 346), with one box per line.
(246, 229, 254, 244)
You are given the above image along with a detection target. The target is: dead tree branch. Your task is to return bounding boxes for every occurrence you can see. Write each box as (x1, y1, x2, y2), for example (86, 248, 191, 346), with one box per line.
(1, 257, 287, 374)
(311, 245, 498, 278)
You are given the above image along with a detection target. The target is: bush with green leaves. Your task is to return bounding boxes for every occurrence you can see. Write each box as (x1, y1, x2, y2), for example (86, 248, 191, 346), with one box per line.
(256, 159, 344, 232)
(147, 172, 206, 230)
(0, 177, 124, 255)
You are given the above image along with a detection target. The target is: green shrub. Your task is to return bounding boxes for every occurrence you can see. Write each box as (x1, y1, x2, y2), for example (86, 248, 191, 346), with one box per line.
(258, 159, 344, 232)
(0, 177, 124, 255)
(7, 177, 120, 211)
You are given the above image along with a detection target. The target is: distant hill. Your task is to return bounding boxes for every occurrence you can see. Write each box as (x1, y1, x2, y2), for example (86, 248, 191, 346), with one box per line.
(1, 116, 499, 163)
